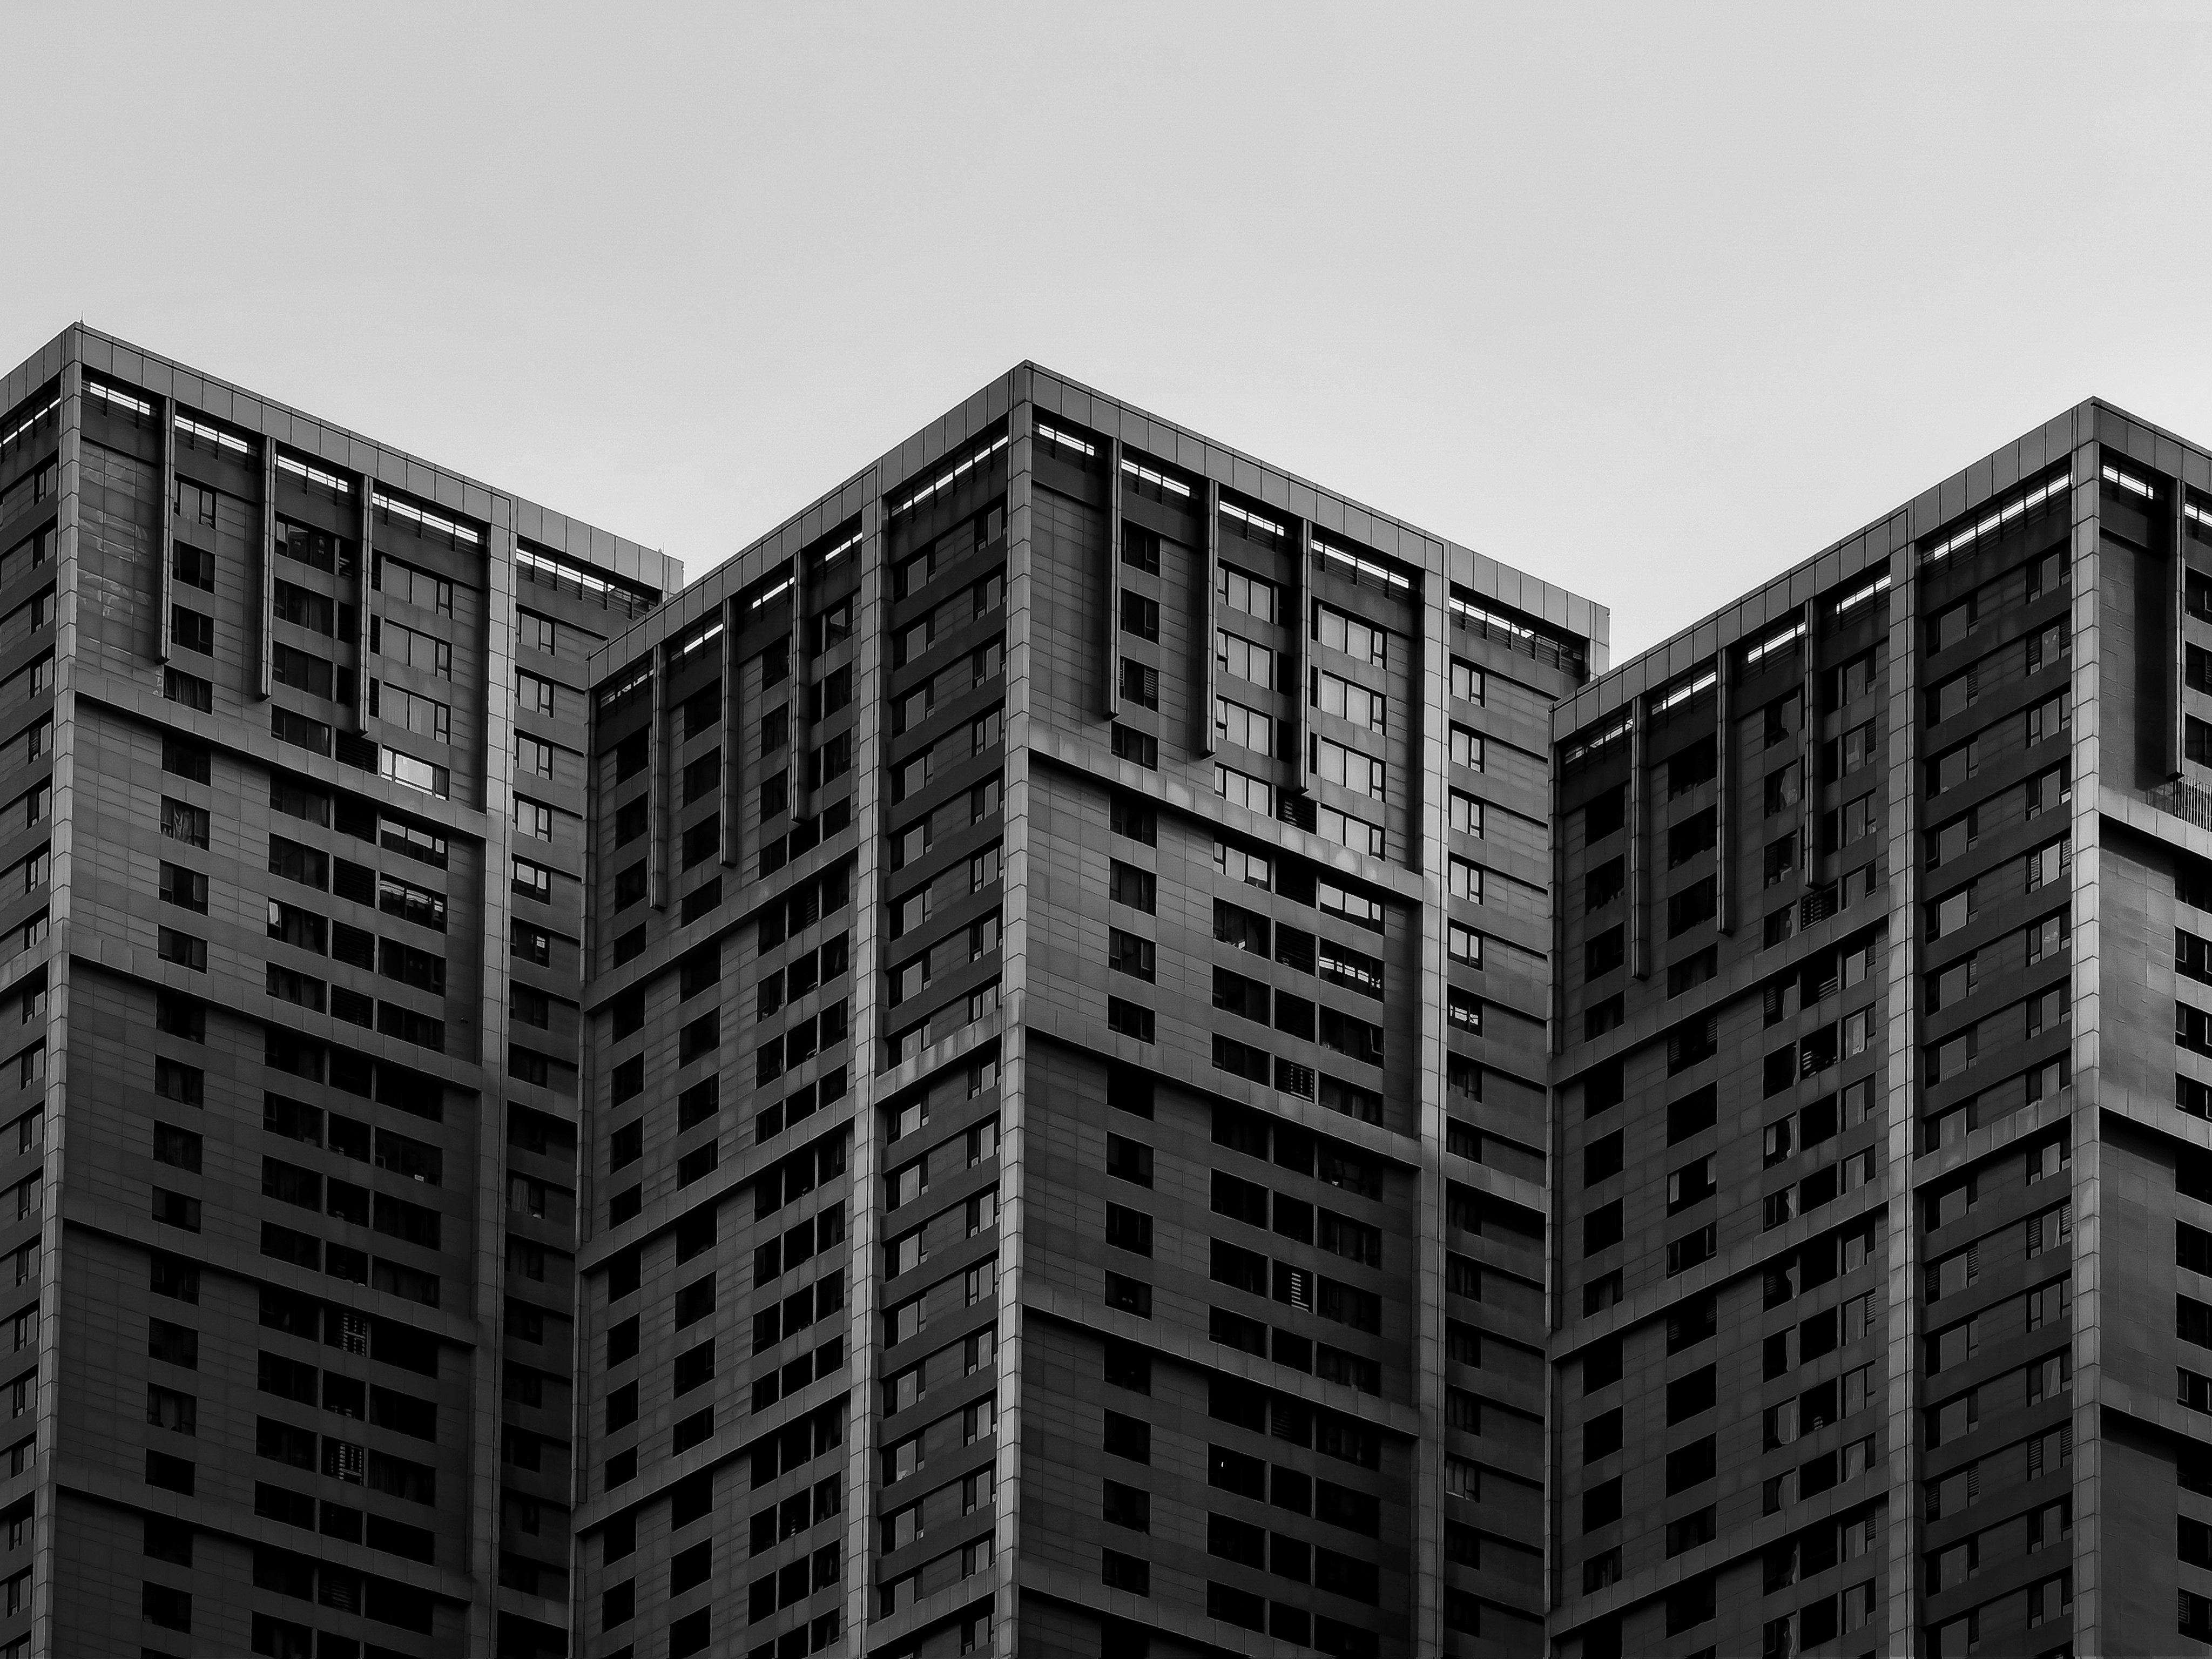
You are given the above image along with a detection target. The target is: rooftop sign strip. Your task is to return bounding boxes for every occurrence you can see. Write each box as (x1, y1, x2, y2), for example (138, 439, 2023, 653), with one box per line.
(276, 453, 353, 496)
(1652, 669, 1718, 714)
(81, 382, 146, 419)
(1835, 572, 1892, 614)
(1448, 593, 1534, 640)
(0, 396, 58, 449)
(1313, 537, 1412, 592)
(596, 663, 651, 712)
(373, 489, 481, 547)
(1034, 422, 1096, 457)
(1920, 467, 2071, 565)
(1122, 456, 1192, 498)
(515, 542, 660, 615)
(1743, 619, 1806, 663)
(174, 412, 252, 456)
(1222, 500, 1284, 538)
(892, 433, 1009, 516)
(2102, 462, 2155, 500)
(1562, 715, 1633, 766)
(669, 618, 725, 668)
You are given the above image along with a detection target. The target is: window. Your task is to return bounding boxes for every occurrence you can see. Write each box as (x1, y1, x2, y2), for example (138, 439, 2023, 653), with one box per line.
(380, 617, 451, 678)
(1218, 566, 1276, 622)
(1450, 659, 1484, 703)
(379, 748, 448, 797)
(272, 580, 339, 636)
(1448, 725, 1483, 772)
(170, 605, 213, 656)
(500, 736, 554, 789)
(158, 863, 207, 913)
(1216, 764, 1272, 815)
(171, 539, 214, 592)
(271, 643, 340, 700)
(1109, 862, 1156, 913)
(1314, 670, 1384, 730)
(266, 965, 325, 1012)
(513, 859, 554, 905)
(1217, 631, 1276, 688)
(1313, 737, 1383, 798)
(1109, 930, 1155, 981)
(164, 668, 213, 712)
(1216, 697, 1273, 753)
(514, 798, 552, 841)
(1319, 942, 1385, 997)
(376, 683, 451, 744)
(1320, 879, 1386, 930)
(157, 929, 206, 972)
(379, 875, 446, 933)
(375, 553, 454, 615)
(1217, 841, 1271, 888)
(1313, 603, 1386, 666)
(516, 671, 556, 718)
(1930, 883, 1975, 940)
(1119, 591, 1158, 642)
(157, 736, 210, 786)
(1107, 999, 1154, 1043)
(1120, 658, 1159, 710)
(1448, 922, 1482, 965)
(1110, 724, 1157, 769)
(512, 921, 552, 966)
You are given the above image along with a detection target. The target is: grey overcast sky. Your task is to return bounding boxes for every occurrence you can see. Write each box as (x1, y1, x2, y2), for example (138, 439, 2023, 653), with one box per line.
(7, 2, 2212, 661)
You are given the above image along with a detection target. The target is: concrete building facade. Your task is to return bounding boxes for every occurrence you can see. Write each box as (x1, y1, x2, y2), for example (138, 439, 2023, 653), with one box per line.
(16, 320, 2212, 1659)
(1547, 399, 2212, 1659)
(568, 366, 1601, 1659)
(0, 325, 679, 1659)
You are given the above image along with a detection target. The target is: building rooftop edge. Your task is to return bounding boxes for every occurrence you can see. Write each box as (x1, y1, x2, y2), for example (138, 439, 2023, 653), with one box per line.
(2, 322, 684, 595)
(588, 358, 1610, 684)
(1546, 395, 2212, 741)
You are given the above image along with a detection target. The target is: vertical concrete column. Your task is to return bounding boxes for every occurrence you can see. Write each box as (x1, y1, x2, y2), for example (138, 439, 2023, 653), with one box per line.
(26, 348, 83, 1659)
(986, 402, 1036, 1657)
(1879, 529, 1926, 1659)
(1627, 698, 1648, 980)
(468, 510, 525, 1659)
(646, 653, 666, 911)
(1196, 479, 1219, 757)
(2063, 437, 2107, 1659)
(1801, 599, 1821, 880)
(839, 484, 889, 1653)
(2170, 477, 2188, 780)
(1408, 559, 1451, 1659)
(1289, 515, 1312, 794)
(156, 395, 174, 664)
(255, 440, 275, 699)
(354, 471, 374, 733)
(720, 598, 742, 868)
(792, 549, 815, 822)
(1103, 436, 1122, 719)
(1716, 655, 1735, 935)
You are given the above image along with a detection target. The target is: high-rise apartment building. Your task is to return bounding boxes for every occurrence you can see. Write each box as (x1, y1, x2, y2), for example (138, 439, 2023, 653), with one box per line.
(570, 368, 1601, 1659)
(0, 325, 680, 1659)
(1547, 399, 2212, 1659)
(18, 318, 2211, 1659)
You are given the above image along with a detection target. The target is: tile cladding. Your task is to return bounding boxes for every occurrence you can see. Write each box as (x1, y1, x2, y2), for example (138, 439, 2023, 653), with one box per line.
(1548, 398, 2212, 1659)
(0, 324, 678, 1659)
(18, 319, 2210, 1659)
(572, 364, 1597, 1659)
